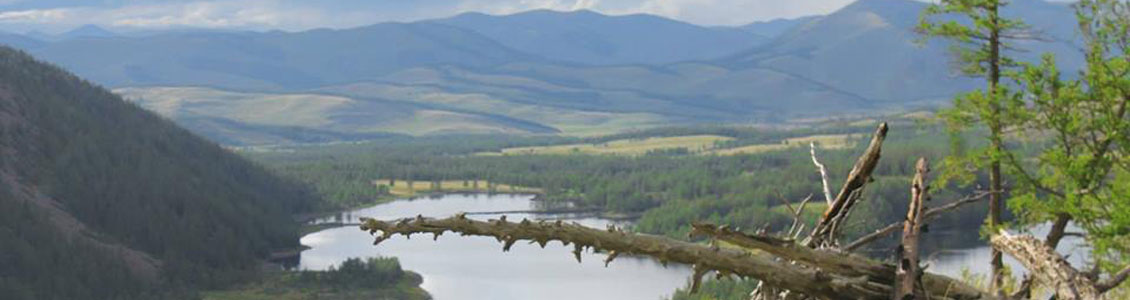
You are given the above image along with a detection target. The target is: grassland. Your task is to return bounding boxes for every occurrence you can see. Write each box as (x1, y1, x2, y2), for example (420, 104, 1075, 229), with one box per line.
(116, 87, 352, 129)
(481, 133, 859, 157)
(481, 135, 734, 156)
(117, 85, 678, 145)
(321, 82, 669, 137)
(705, 133, 859, 155)
(375, 179, 542, 197)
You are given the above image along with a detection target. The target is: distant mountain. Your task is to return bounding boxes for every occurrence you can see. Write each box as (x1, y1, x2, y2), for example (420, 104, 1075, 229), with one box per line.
(0, 0, 1085, 142)
(430, 10, 767, 65)
(60, 24, 118, 40)
(21, 22, 540, 89)
(737, 16, 820, 38)
(0, 47, 315, 298)
(724, 0, 1079, 102)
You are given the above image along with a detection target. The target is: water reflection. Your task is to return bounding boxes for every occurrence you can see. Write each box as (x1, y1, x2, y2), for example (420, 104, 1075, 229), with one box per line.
(299, 194, 693, 300)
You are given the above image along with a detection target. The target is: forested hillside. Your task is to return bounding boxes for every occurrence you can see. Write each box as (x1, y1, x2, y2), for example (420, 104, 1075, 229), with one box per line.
(0, 47, 316, 299)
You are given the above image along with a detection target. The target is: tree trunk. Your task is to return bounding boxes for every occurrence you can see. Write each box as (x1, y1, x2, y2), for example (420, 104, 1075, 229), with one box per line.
(990, 230, 1101, 300)
(895, 158, 930, 300)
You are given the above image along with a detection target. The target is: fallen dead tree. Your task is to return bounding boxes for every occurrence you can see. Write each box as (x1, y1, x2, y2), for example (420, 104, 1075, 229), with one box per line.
(360, 214, 993, 300)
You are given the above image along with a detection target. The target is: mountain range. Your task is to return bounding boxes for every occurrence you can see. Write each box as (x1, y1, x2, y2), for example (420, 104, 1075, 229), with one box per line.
(0, 0, 1083, 145)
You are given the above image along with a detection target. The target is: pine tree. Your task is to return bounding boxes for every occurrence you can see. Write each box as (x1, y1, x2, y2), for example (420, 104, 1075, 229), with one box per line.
(918, 0, 1029, 293)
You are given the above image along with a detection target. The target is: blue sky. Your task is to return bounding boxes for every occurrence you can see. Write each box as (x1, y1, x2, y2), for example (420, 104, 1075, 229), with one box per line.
(0, 0, 859, 33)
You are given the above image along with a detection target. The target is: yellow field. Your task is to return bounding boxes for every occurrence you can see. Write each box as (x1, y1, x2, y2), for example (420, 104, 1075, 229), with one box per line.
(483, 133, 859, 157)
(374, 179, 541, 196)
(485, 135, 735, 156)
(705, 134, 859, 155)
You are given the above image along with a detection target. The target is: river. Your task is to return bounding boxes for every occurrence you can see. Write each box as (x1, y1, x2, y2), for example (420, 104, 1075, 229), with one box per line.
(297, 193, 1093, 299)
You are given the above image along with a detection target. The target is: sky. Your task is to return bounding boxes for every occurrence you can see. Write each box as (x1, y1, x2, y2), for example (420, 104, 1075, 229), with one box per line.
(0, 0, 859, 34)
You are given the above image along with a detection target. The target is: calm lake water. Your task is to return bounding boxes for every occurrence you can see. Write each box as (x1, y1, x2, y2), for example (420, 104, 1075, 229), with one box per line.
(298, 194, 693, 300)
(297, 193, 1093, 299)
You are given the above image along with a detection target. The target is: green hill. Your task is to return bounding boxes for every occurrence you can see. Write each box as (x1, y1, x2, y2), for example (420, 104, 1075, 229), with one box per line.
(0, 47, 316, 298)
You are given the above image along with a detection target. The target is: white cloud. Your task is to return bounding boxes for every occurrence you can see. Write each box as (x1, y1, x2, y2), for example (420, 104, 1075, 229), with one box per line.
(0, 8, 69, 23)
(619, 0, 855, 25)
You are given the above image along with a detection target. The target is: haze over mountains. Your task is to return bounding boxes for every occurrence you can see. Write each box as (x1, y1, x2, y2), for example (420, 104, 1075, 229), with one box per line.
(0, 0, 1082, 145)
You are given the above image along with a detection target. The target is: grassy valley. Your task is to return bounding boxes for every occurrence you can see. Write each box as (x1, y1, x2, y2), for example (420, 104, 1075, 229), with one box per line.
(117, 85, 670, 145)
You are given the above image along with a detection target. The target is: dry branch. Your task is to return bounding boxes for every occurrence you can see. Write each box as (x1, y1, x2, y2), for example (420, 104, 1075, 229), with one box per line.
(809, 123, 889, 247)
(689, 224, 992, 300)
(360, 215, 892, 299)
(810, 142, 834, 205)
(990, 230, 1101, 300)
(1097, 265, 1130, 293)
(361, 215, 997, 300)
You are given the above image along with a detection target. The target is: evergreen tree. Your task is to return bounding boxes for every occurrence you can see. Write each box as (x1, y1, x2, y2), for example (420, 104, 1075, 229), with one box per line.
(918, 0, 1029, 292)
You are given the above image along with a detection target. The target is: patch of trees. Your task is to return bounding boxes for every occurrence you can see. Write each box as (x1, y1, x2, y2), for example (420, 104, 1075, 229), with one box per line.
(295, 257, 410, 290)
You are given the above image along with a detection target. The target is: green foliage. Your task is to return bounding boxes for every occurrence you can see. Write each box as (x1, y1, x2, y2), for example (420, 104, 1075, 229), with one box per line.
(0, 185, 190, 300)
(919, 0, 1028, 288)
(1007, 0, 1130, 267)
(204, 257, 428, 300)
(301, 257, 408, 289)
(0, 46, 318, 298)
(919, 0, 1029, 187)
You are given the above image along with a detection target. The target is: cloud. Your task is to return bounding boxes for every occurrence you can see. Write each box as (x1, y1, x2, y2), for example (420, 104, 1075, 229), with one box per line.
(620, 0, 856, 25)
(0, 8, 68, 23)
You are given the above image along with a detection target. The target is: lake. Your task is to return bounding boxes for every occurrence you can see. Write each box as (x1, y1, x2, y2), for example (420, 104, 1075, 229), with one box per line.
(298, 193, 1093, 299)
(298, 194, 693, 300)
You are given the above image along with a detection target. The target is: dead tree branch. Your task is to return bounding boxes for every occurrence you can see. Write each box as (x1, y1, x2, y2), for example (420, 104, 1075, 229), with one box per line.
(784, 194, 814, 239)
(1097, 265, 1130, 293)
(990, 230, 1101, 300)
(808, 122, 889, 248)
(361, 215, 891, 299)
(361, 215, 998, 300)
(810, 142, 834, 205)
(689, 224, 993, 300)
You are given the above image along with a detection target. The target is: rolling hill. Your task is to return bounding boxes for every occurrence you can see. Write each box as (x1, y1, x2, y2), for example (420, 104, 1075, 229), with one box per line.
(0, 47, 315, 298)
(116, 86, 571, 145)
(430, 10, 766, 65)
(737, 16, 821, 38)
(18, 22, 540, 90)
